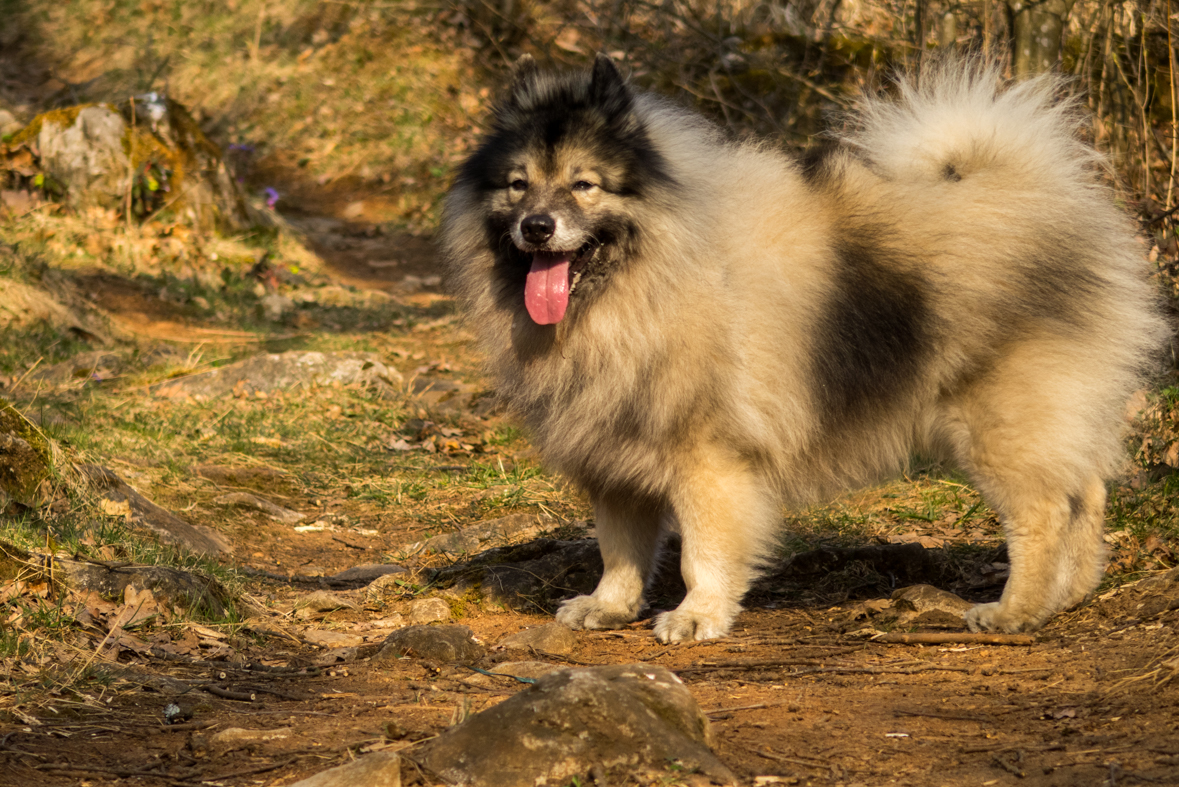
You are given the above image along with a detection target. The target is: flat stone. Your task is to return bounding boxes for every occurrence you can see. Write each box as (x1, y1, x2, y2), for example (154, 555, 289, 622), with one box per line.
(150, 351, 401, 400)
(407, 597, 452, 625)
(416, 664, 735, 786)
(208, 727, 291, 753)
(369, 613, 405, 630)
(304, 630, 364, 649)
(329, 564, 407, 583)
(839, 584, 976, 632)
(374, 624, 484, 664)
(297, 591, 358, 612)
(891, 584, 973, 613)
(286, 752, 400, 787)
(498, 622, 576, 655)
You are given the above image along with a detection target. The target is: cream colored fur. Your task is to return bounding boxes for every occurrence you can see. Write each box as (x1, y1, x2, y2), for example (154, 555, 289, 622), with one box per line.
(441, 62, 1168, 642)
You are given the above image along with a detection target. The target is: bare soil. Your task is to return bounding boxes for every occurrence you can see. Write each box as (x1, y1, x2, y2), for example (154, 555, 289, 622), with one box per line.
(5, 580, 1178, 787)
(2, 218, 1177, 787)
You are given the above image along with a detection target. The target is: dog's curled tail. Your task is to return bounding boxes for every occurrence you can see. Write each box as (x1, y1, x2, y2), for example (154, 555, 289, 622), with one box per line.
(844, 61, 1100, 189)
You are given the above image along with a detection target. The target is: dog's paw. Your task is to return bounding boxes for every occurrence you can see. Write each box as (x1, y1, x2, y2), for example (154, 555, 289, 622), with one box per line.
(964, 601, 1044, 633)
(555, 595, 635, 630)
(653, 608, 734, 643)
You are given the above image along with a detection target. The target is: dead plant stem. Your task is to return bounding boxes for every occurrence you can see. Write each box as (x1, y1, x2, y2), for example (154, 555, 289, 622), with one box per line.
(252, 1, 266, 62)
(126, 97, 135, 227)
(1167, 0, 1177, 208)
(873, 632, 1035, 646)
(9, 355, 42, 391)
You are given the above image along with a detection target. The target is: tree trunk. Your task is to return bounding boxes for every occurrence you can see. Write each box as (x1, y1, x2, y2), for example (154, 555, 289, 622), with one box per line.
(1006, 0, 1076, 77)
(939, 10, 958, 51)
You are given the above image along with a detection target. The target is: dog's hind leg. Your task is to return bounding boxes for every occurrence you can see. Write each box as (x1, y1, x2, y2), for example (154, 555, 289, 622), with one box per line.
(556, 493, 663, 630)
(653, 449, 778, 643)
(964, 492, 1084, 633)
(964, 476, 1105, 633)
(944, 346, 1114, 633)
(1052, 474, 1108, 610)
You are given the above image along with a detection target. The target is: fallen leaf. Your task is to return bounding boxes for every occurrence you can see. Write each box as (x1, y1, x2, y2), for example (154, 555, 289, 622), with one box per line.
(100, 498, 133, 519)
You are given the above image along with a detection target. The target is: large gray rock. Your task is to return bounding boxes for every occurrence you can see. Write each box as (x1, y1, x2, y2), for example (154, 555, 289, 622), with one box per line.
(77, 464, 232, 556)
(38, 106, 130, 206)
(22, 97, 251, 229)
(414, 664, 736, 786)
(6, 91, 255, 229)
(151, 351, 401, 400)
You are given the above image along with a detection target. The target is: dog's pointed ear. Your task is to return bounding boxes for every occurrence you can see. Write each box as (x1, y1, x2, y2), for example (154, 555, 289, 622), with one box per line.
(506, 53, 541, 105)
(589, 53, 630, 116)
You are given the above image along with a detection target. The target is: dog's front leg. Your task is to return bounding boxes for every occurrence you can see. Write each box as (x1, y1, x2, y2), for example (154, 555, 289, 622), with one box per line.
(653, 451, 777, 643)
(556, 493, 662, 630)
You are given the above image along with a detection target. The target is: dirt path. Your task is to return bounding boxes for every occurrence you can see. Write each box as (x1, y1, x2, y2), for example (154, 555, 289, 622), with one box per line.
(6, 588, 1178, 786)
(2, 217, 1177, 787)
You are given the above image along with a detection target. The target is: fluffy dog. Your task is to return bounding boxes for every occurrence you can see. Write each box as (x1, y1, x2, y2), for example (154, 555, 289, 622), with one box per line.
(440, 54, 1167, 642)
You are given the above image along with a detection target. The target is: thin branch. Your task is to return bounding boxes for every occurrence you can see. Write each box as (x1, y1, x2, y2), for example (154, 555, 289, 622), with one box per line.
(873, 632, 1036, 646)
(1167, 0, 1177, 209)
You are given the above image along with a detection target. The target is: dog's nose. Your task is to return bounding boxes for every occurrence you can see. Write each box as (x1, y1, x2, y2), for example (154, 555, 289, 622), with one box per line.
(521, 214, 556, 244)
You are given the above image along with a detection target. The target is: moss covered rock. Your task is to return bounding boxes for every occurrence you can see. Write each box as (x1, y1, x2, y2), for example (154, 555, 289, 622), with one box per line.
(0, 398, 52, 506)
(6, 96, 250, 231)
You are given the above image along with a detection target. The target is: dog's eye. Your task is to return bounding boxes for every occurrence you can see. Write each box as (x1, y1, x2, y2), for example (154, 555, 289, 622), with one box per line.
(572, 181, 597, 192)
(509, 179, 527, 191)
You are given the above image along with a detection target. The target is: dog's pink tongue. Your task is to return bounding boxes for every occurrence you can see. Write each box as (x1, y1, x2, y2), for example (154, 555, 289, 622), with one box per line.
(525, 253, 572, 325)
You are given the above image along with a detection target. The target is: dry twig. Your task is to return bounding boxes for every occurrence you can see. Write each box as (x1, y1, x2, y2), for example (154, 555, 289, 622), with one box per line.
(873, 632, 1036, 646)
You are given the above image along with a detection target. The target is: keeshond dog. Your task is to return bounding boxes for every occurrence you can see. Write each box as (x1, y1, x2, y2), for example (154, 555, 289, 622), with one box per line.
(440, 54, 1167, 642)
